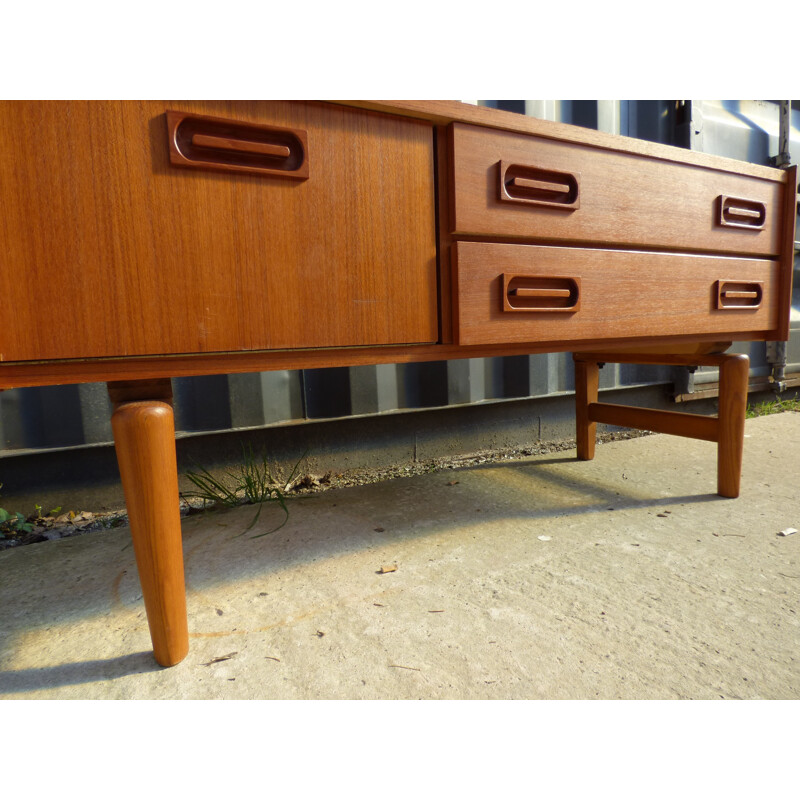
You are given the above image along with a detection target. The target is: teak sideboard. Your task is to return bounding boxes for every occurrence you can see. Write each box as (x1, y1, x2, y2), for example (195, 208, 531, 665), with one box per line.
(0, 101, 796, 666)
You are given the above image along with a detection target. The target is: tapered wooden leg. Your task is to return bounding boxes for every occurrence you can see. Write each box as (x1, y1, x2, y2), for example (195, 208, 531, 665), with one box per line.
(717, 354, 749, 498)
(110, 394, 188, 667)
(575, 359, 599, 460)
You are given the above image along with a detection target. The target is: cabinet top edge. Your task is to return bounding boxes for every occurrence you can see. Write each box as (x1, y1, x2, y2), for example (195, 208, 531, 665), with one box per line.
(332, 100, 790, 182)
(3, 99, 787, 181)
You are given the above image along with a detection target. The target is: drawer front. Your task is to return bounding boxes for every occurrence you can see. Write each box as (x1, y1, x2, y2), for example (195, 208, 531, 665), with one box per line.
(0, 101, 438, 362)
(453, 242, 781, 347)
(451, 123, 783, 257)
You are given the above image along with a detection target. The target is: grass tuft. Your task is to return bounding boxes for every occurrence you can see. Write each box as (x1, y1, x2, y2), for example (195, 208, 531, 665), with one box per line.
(183, 445, 307, 537)
(746, 393, 800, 419)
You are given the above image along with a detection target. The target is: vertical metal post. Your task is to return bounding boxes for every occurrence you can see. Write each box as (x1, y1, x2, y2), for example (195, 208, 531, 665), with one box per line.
(773, 100, 791, 168)
(767, 101, 792, 391)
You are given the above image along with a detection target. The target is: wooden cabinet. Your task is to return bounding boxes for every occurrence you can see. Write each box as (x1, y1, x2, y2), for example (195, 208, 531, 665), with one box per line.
(0, 100, 794, 383)
(0, 100, 795, 668)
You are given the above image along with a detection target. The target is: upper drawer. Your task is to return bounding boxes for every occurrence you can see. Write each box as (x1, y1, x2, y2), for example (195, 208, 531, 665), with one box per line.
(450, 122, 784, 257)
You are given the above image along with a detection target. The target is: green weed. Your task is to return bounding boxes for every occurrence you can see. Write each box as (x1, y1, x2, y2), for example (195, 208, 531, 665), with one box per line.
(183, 445, 306, 537)
(746, 394, 800, 419)
(0, 508, 34, 537)
(0, 484, 61, 539)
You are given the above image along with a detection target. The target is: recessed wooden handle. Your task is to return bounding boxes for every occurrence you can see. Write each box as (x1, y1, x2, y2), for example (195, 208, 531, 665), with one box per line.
(722, 290, 759, 300)
(509, 176, 572, 196)
(716, 196, 766, 230)
(167, 111, 309, 179)
(715, 280, 763, 309)
(510, 287, 572, 299)
(724, 207, 761, 221)
(190, 134, 292, 159)
(503, 274, 580, 312)
(499, 161, 580, 210)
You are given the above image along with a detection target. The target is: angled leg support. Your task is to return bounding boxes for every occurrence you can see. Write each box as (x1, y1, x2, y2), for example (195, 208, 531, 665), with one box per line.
(575, 359, 599, 461)
(716, 354, 750, 498)
(573, 351, 750, 498)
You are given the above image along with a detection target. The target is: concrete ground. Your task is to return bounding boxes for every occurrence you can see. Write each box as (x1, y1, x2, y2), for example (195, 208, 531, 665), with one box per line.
(1, 412, 798, 700)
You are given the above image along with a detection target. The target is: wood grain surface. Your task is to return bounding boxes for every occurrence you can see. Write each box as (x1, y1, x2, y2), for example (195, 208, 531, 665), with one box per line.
(0, 101, 438, 362)
(573, 351, 735, 366)
(573, 350, 750, 498)
(0, 333, 783, 390)
(588, 402, 719, 442)
(0, 101, 793, 391)
(450, 123, 783, 256)
(574, 359, 598, 460)
(717, 354, 750, 497)
(453, 242, 781, 346)
(111, 394, 188, 666)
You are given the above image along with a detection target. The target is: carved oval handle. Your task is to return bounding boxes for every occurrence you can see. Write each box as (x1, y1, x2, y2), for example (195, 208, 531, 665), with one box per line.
(499, 161, 580, 210)
(503, 274, 581, 312)
(715, 280, 763, 309)
(167, 111, 309, 180)
(716, 196, 766, 230)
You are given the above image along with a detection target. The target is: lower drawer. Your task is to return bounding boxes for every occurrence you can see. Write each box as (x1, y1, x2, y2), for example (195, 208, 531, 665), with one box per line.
(453, 242, 782, 347)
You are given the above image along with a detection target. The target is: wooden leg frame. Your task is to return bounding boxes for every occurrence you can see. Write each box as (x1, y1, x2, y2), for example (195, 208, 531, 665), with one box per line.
(573, 351, 750, 498)
(103, 356, 748, 667)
